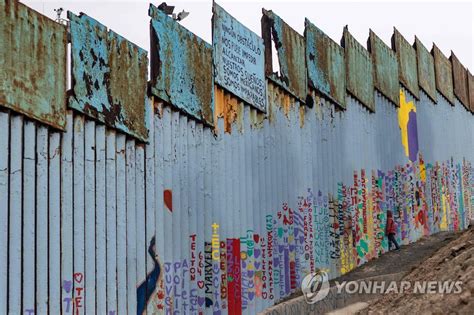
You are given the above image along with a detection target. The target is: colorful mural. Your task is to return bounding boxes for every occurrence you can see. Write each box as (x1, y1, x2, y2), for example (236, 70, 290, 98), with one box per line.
(153, 156, 473, 314)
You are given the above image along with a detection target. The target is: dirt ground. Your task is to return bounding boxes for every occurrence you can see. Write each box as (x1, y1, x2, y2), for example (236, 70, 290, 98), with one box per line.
(361, 226, 474, 314)
(331, 230, 457, 284)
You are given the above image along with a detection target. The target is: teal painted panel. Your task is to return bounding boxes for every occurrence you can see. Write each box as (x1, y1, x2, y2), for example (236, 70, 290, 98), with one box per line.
(68, 12, 150, 142)
(0, 0, 67, 130)
(392, 28, 419, 99)
(369, 30, 399, 106)
(149, 4, 214, 125)
(450, 52, 469, 110)
(262, 9, 307, 102)
(305, 19, 346, 109)
(432, 44, 455, 105)
(343, 27, 375, 111)
(415, 37, 437, 103)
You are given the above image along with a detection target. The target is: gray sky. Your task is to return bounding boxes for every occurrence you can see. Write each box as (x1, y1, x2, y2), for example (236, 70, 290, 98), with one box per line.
(24, 0, 473, 70)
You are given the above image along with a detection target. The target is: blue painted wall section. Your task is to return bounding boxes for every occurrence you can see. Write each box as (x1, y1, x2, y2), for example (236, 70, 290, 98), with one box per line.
(68, 11, 150, 141)
(305, 19, 346, 109)
(149, 4, 214, 125)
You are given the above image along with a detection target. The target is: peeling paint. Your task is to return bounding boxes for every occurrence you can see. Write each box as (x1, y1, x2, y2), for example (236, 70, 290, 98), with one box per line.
(450, 52, 469, 110)
(68, 11, 149, 141)
(0, 0, 67, 129)
(262, 9, 307, 103)
(414, 37, 437, 103)
(432, 44, 454, 105)
(342, 27, 375, 112)
(392, 28, 419, 99)
(305, 19, 346, 109)
(369, 30, 399, 106)
(149, 4, 214, 125)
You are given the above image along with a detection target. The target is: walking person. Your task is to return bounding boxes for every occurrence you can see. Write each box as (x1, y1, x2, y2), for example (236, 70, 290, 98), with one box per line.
(386, 210, 400, 251)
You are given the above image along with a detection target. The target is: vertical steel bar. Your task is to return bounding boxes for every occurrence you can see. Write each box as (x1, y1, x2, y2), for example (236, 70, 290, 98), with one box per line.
(23, 120, 36, 313)
(135, 143, 146, 313)
(126, 139, 137, 315)
(106, 130, 117, 313)
(73, 115, 85, 315)
(36, 125, 48, 313)
(145, 102, 156, 313)
(84, 120, 96, 314)
(116, 134, 127, 314)
(49, 131, 61, 314)
(61, 113, 73, 314)
(95, 124, 107, 314)
(0, 111, 8, 315)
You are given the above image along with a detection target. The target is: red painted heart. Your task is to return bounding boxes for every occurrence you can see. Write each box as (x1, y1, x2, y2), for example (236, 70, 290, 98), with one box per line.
(73, 272, 83, 284)
(253, 234, 260, 244)
(197, 281, 204, 289)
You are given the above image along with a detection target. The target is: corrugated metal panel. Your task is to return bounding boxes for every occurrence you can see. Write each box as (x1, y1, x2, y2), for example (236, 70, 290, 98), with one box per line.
(149, 4, 214, 125)
(392, 28, 419, 99)
(368, 30, 399, 106)
(261, 9, 307, 102)
(305, 19, 346, 109)
(342, 27, 375, 111)
(213, 3, 266, 112)
(414, 37, 437, 103)
(432, 44, 455, 105)
(68, 12, 149, 142)
(1, 86, 473, 314)
(450, 52, 470, 110)
(0, 0, 67, 130)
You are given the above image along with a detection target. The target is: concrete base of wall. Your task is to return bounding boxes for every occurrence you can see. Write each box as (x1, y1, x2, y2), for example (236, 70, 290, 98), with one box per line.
(259, 272, 405, 315)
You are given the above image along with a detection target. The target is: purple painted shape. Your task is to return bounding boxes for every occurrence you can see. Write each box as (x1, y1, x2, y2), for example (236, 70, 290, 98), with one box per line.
(407, 110, 419, 162)
(63, 280, 72, 293)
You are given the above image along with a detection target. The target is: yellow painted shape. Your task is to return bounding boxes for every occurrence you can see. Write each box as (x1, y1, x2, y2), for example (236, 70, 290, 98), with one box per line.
(398, 90, 417, 158)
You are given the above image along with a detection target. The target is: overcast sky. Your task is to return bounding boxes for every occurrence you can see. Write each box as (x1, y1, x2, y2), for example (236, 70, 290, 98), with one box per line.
(23, 0, 473, 70)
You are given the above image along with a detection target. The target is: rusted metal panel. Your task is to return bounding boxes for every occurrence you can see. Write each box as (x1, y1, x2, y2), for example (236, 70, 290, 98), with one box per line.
(432, 44, 455, 105)
(149, 4, 214, 125)
(469, 71, 474, 113)
(392, 28, 419, 99)
(342, 27, 375, 111)
(368, 30, 399, 106)
(414, 37, 437, 103)
(450, 52, 469, 110)
(261, 9, 307, 102)
(305, 19, 346, 109)
(213, 3, 266, 112)
(0, 0, 67, 130)
(68, 12, 149, 142)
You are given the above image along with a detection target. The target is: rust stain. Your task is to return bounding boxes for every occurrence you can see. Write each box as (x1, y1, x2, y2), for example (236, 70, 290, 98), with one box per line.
(68, 12, 149, 141)
(261, 9, 307, 102)
(450, 52, 469, 110)
(299, 105, 305, 128)
(432, 44, 455, 105)
(0, 0, 67, 130)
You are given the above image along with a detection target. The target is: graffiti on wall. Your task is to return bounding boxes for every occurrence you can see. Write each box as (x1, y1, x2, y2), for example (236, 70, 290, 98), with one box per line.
(147, 156, 473, 312)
